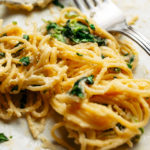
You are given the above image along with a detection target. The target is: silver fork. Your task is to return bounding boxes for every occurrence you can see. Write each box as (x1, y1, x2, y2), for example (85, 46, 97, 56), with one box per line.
(73, 0, 150, 55)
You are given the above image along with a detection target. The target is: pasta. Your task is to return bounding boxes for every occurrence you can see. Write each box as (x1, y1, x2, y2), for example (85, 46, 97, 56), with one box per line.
(0, 7, 150, 150)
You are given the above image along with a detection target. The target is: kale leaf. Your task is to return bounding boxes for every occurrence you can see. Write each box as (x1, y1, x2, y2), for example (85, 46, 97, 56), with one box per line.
(19, 57, 30, 66)
(23, 35, 29, 41)
(127, 55, 135, 69)
(64, 20, 95, 44)
(101, 54, 105, 59)
(53, 0, 64, 8)
(139, 127, 144, 134)
(76, 53, 83, 56)
(14, 42, 23, 47)
(69, 75, 94, 98)
(0, 52, 5, 59)
(0, 133, 9, 143)
(94, 36, 106, 46)
(46, 20, 106, 46)
(85, 75, 94, 84)
(47, 22, 65, 42)
(116, 123, 125, 130)
(64, 20, 105, 45)
(90, 24, 95, 30)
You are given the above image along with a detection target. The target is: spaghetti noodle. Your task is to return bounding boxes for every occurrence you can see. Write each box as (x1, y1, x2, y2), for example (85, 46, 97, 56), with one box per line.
(0, 7, 150, 150)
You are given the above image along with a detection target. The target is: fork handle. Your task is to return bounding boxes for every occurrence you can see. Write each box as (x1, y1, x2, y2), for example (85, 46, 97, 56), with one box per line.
(111, 26, 150, 55)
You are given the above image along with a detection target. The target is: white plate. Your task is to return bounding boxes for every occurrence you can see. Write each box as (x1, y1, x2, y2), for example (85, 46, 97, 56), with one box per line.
(0, 0, 150, 149)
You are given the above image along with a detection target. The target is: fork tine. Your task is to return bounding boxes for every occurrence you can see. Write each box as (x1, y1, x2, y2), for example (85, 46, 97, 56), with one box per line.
(84, 0, 91, 9)
(84, 0, 96, 9)
(73, 0, 88, 11)
(94, 0, 103, 7)
(73, 0, 100, 12)
(93, 0, 98, 6)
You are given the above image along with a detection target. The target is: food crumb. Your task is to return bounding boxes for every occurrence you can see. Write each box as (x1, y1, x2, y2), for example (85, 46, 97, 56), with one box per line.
(39, 136, 57, 150)
(128, 16, 139, 25)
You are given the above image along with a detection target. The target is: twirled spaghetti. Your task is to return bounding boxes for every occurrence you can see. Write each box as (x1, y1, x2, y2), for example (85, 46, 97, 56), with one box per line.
(0, 7, 150, 150)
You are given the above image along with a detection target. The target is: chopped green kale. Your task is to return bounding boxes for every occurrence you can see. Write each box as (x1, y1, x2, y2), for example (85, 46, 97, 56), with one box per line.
(116, 123, 125, 130)
(46, 20, 106, 45)
(52, 33, 65, 42)
(0, 52, 5, 59)
(12, 42, 24, 57)
(47, 22, 65, 42)
(23, 35, 29, 41)
(85, 75, 94, 85)
(139, 127, 144, 134)
(127, 55, 135, 69)
(11, 85, 18, 92)
(85, 19, 95, 30)
(129, 56, 135, 64)
(53, 0, 64, 8)
(64, 20, 94, 43)
(90, 24, 95, 30)
(94, 36, 106, 46)
(127, 63, 132, 69)
(76, 53, 83, 56)
(19, 57, 30, 66)
(47, 22, 58, 31)
(85, 19, 89, 24)
(64, 20, 105, 46)
(14, 42, 23, 47)
(70, 84, 84, 98)
(12, 21, 17, 25)
(101, 54, 105, 59)
(69, 75, 94, 98)
(0, 133, 9, 143)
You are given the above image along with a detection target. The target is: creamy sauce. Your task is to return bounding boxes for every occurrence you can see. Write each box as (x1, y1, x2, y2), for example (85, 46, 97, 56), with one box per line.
(5, 0, 53, 11)
(6, 3, 33, 11)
